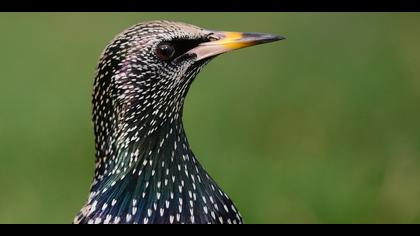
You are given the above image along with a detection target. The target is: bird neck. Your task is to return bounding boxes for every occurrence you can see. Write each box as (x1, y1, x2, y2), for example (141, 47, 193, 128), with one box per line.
(92, 111, 194, 192)
(78, 107, 242, 224)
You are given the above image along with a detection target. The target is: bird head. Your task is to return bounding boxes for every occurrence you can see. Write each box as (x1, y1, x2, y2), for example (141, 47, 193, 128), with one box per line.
(92, 20, 284, 156)
(93, 20, 284, 142)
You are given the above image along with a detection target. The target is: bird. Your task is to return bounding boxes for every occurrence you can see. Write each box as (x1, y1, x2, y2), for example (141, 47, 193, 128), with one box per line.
(73, 20, 284, 224)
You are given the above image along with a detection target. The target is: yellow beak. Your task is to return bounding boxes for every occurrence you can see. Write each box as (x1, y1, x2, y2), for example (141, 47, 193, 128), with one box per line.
(188, 31, 285, 61)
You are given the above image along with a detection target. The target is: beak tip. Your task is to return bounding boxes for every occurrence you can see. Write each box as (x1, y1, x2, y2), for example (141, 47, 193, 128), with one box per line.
(242, 32, 286, 44)
(270, 35, 286, 42)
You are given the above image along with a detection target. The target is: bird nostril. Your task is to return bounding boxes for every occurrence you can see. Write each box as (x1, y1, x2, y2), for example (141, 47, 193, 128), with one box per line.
(207, 33, 219, 42)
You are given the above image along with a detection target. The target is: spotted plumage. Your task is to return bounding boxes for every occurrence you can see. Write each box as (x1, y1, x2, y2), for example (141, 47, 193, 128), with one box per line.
(74, 20, 283, 224)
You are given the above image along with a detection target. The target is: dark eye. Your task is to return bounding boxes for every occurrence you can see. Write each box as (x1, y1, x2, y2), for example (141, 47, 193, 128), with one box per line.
(156, 42, 175, 60)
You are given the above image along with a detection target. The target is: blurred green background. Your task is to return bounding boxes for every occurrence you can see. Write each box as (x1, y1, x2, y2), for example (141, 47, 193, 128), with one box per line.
(0, 13, 420, 224)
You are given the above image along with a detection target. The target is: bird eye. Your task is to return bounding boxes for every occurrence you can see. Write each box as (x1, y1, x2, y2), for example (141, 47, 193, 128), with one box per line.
(156, 42, 175, 60)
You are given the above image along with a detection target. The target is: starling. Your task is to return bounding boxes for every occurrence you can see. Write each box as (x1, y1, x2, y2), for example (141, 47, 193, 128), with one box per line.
(74, 20, 284, 224)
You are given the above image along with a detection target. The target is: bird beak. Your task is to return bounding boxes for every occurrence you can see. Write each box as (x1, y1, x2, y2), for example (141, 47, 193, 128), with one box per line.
(188, 31, 285, 61)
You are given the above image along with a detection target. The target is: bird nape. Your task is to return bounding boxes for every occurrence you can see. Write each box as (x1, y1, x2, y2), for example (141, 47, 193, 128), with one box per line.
(74, 20, 284, 224)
